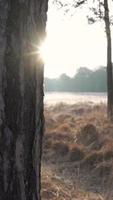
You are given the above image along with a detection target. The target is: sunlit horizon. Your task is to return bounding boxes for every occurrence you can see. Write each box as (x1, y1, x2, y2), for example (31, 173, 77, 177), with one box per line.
(40, 0, 113, 78)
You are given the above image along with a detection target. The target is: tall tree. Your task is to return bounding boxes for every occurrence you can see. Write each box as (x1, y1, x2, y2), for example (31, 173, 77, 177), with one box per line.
(88, 0, 113, 119)
(54, 0, 113, 119)
(0, 0, 48, 199)
(104, 0, 113, 119)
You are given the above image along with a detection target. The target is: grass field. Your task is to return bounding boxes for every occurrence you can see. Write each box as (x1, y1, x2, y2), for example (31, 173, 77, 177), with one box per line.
(42, 103, 113, 200)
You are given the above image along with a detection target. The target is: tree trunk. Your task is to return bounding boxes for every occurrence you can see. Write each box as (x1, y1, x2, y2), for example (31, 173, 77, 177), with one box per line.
(104, 0, 113, 119)
(0, 0, 48, 199)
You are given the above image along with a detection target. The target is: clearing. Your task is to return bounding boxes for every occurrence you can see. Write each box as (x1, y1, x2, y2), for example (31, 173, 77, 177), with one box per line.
(42, 103, 113, 200)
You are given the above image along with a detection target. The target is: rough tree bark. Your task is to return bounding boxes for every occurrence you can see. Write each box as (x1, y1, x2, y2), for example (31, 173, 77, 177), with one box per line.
(0, 0, 48, 199)
(104, 0, 113, 119)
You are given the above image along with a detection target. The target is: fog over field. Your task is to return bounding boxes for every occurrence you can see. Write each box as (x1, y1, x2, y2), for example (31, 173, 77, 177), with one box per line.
(44, 92, 107, 105)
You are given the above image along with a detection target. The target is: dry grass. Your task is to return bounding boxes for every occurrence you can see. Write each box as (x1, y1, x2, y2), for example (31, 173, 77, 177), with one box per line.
(68, 144, 85, 162)
(42, 103, 113, 200)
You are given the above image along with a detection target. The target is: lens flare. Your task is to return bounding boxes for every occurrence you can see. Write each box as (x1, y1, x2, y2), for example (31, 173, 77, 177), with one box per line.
(38, 40, 48, 64)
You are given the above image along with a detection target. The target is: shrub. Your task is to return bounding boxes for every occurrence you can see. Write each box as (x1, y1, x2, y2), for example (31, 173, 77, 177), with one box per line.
(69, 144, 85, 162)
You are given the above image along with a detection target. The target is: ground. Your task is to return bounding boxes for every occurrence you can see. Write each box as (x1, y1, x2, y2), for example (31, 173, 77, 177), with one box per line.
(41, 103, 113, 200)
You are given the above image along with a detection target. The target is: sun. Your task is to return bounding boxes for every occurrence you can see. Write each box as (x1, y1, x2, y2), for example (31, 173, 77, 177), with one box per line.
(37, 0, 109, 79)
(39, 40, 49, 63)
(39, 36, 64, 78)
(39, 29, 77, 78)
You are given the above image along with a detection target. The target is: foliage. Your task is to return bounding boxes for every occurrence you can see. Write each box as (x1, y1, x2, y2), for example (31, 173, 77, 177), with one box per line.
(44, 66, 107, 92)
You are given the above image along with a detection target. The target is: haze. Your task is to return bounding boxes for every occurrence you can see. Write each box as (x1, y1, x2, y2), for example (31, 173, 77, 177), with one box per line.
(42, 0, 113, 78)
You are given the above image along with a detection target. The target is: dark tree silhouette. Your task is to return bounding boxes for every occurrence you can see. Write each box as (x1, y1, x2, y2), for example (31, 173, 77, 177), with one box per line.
(104, 0, 113, 119)
(0, 0, 48, 199)
(88, 0, 113, 119)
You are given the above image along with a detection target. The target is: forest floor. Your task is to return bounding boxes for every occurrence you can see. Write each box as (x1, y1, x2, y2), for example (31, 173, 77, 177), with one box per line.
(41, 102, 113, 200)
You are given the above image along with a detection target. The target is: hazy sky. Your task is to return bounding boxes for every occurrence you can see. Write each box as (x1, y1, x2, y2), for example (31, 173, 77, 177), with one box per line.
(42, 0, 113, 78)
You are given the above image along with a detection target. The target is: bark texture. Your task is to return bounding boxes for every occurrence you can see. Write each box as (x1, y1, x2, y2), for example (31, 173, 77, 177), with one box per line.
(0, 0, 48, 199)
(104, 0, 113, 119)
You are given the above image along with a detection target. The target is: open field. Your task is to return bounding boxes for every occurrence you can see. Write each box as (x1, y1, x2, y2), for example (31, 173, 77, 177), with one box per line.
(44, 92, 107, 105)
(42, 103, 113, 200)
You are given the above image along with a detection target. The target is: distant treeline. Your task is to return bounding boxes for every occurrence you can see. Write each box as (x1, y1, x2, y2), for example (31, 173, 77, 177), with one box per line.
(44, 67, 107, 92)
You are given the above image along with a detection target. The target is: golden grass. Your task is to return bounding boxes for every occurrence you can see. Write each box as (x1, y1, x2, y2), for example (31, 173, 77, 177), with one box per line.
(42, 103, 113, 200)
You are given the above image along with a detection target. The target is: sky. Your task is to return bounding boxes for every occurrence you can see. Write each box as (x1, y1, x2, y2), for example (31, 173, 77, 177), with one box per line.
(42, 0, 113, 78)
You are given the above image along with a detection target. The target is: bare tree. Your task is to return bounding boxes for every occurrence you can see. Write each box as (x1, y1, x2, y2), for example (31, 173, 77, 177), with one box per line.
(54, 0, 113, 119)
(87, 0, 113, 119)
(0, 0, 48, 199)
(104, 0, 113, 119)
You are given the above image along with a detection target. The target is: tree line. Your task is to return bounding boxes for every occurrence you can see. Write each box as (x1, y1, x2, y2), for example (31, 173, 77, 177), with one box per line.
(45, 67, 107, 92)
